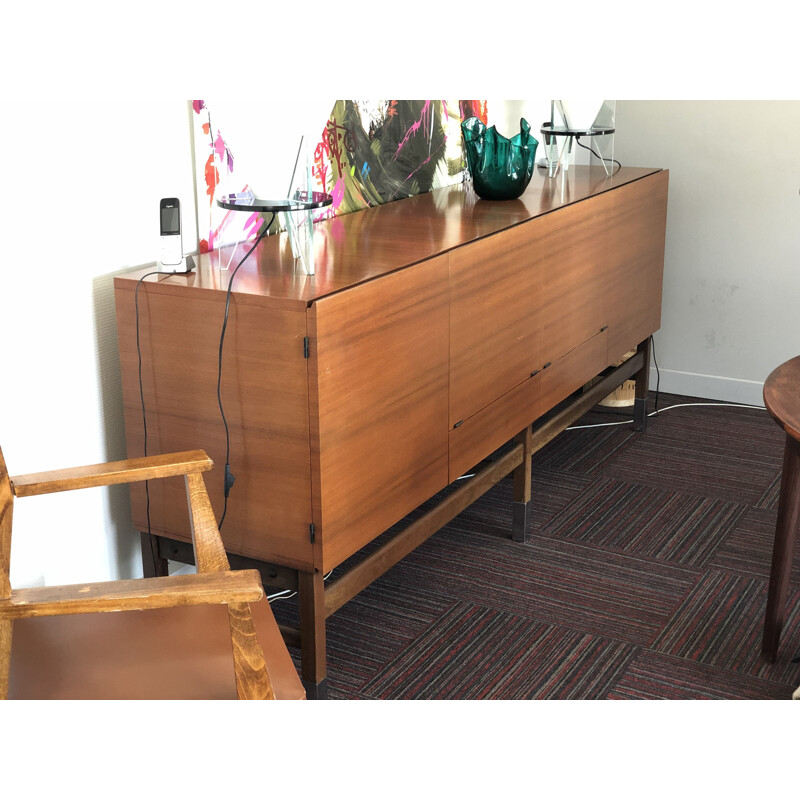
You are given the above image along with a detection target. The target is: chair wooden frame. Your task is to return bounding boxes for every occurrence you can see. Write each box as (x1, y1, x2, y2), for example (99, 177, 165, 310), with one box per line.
(0, 446, 275, 700)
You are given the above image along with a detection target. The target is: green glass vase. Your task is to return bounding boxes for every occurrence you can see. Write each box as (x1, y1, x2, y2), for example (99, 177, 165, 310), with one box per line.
(461, 117, 538, 200)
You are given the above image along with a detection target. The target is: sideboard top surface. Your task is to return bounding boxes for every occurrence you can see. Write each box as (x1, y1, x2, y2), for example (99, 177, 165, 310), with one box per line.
(116, 166, 663, 310)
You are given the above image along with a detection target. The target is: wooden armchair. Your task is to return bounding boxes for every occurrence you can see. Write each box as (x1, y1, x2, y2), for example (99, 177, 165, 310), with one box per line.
(0, 446, 304, 700)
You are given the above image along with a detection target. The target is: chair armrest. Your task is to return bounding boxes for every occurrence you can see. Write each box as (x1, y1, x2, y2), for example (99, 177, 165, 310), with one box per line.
(10, 450, 213, 498)
(0, 569, 263, 619)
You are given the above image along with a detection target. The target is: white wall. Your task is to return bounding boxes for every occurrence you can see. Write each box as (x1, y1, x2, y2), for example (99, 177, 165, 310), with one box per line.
(615, 101, 800, 404)
(2, 99, 197, 588)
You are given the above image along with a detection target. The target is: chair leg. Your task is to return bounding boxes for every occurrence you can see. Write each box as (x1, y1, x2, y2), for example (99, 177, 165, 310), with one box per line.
(0, 619, 12, 700)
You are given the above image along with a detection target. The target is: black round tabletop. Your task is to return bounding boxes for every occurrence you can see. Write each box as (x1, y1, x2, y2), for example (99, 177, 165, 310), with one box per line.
(216, 191, 333, 212)
(540, 125, 615, 137)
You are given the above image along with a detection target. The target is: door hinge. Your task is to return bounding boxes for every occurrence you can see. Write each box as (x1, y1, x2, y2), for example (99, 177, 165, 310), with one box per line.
(303, 336, 310, 358)
(309, 522, 315, 543)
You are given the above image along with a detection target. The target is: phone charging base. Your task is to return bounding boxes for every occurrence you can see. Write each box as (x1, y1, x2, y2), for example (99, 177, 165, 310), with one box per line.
(157, 254, 195, 274)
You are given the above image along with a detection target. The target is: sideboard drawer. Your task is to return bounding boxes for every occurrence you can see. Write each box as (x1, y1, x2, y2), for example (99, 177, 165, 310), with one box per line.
(539, 328, 609, 413)
(449, 372, 542, 483)
(449, 327, 609, 482)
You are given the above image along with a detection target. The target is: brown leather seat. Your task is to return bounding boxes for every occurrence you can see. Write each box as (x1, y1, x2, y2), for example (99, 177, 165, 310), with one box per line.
(0, 446, 304, 700)
(8, 597, 304, 700)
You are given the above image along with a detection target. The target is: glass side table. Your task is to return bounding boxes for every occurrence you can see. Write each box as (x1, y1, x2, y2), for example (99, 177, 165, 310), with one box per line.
(216, 190, 333, 275)
(539, 123, 616, 178)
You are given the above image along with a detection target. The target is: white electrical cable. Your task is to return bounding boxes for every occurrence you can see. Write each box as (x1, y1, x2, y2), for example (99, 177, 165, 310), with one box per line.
(565, 401, 767, 430)
(567, 419, 634, 430)
(268, 569, 334, 603)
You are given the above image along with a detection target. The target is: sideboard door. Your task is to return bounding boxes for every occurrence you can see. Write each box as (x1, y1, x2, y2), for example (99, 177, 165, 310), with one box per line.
(115, 286, 314, 570)
(603, 171, 669, 362)
(308, 255, 450, 574)
(449, 223, 542, 429)
(536, 191, 615, 366)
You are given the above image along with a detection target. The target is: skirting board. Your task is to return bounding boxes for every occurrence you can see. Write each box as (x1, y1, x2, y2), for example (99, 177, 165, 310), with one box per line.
(649, 367, 765, 408)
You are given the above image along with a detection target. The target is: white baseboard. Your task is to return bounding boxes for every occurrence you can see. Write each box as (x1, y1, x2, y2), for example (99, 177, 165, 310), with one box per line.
(649, 367, 765, 407)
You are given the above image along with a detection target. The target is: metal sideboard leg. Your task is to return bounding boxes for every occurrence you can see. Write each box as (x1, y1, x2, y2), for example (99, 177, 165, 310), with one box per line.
(140, 532, 169, 578)
(633, 336, 652, 432)
(512, 425, 533, 543)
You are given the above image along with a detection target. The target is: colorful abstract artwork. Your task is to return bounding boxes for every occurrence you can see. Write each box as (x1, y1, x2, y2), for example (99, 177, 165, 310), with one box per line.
(192, 99, 488, 252)
(191, 100, 264, 254)
(316, 100, 488, 217)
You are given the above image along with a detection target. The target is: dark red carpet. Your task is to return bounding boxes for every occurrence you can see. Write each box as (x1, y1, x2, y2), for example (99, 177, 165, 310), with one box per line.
(271, 393, 800, 699)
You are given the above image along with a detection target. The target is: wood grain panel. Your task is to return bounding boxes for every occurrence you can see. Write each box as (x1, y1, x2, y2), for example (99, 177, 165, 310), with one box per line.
(309, 256, 450, 573)
(764, 355, 800, 441)
(449, 224, 542, 427)
(603, 171, 669, 362)
(539, 329, 609, 413)
(10, 451, 212, 497)
(115, 285, 314, 569)
(449, 374, 541, 483)
(2, 570, 263, 619)
(536, 193, 614, 363)
(117, 168, 662, 310)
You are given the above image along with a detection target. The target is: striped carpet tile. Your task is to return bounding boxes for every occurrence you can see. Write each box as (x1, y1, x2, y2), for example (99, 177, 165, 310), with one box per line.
(541, 477, 748, 567)
(361, 601, 638, 700)
(708, 506, 800, 583)
(380, 529, 699, 645)
(651, 570, 800, 685)
(604, 405, 785, 505)
(456, 471, 593, 535)
(533, 424, 637, 474)
(605, 439, 778, 506)
(607, 650, 792, 700)
(529, 471, 595, 528)
(756, 471, 782, 511)
(272, 574, 454, 696)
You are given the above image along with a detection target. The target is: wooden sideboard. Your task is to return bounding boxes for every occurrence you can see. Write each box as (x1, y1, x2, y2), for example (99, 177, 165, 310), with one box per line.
(115, 165, 669, 697)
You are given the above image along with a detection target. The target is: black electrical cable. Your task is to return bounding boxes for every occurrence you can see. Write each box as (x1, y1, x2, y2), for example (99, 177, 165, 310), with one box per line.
(215, 212, 276, 529)
(134, 270, 161, 546)
(215, 136, 306, 529)
(135, 266, 193, 570)
(575, 137, 622, 173)
(650, 334, 661, 415)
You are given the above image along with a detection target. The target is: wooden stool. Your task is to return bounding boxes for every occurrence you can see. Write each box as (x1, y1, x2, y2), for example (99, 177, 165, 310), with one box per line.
(762, 355, 800, 662)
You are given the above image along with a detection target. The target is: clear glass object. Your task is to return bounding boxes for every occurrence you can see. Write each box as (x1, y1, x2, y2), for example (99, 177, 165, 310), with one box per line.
(541, 100, 616, 178)
(215, 140, 332, 275)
